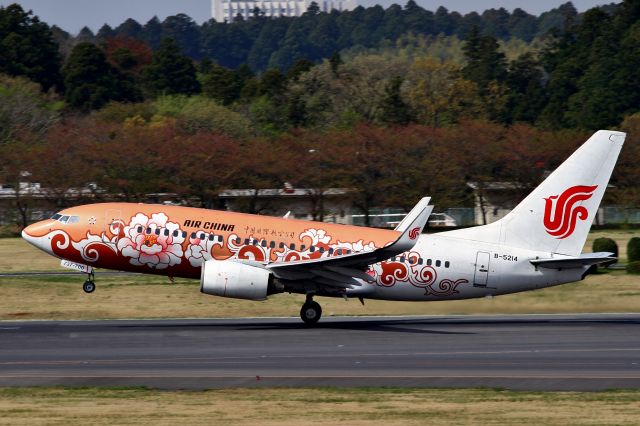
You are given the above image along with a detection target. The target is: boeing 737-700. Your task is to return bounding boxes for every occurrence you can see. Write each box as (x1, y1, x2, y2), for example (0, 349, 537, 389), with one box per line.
(22, 130, 625, 324)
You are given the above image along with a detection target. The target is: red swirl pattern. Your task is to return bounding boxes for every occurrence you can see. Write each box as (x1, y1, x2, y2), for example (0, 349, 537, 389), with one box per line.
(424, 279, 468, 296)
(377, 261, 409, 286)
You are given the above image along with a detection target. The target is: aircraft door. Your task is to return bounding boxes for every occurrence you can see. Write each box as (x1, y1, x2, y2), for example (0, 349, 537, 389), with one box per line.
(103, 209, 123, 244)
(473, 251, 490, 287)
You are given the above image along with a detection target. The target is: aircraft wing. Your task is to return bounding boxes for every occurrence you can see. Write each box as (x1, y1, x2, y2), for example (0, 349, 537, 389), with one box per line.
(266, 198, 432, 292)
(530, 252, 616, 269)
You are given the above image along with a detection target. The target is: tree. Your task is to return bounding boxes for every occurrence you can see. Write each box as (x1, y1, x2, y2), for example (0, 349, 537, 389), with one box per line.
(201, 64, 241, 105)
(0, 75, 63, 143)
(152, 95, 252, 138)
(0, 141, 38, 228)
(505, 52, 547, 124)
(76, 26, 95, 43)
(442, 121, 506, 224)
(161, 14, 201, 59)
(0, 4, 62, 90)
(247, 19, 289, 71)
(462, 27, 509, 121)
(104, 37, 153, 76)
(406, 58, 483, 127)
(462, 27, 508, 90)
(287, 58, 314, 80)
(114, 18, 143, 39)
(142, 38, 200, 96)
(141, 16, 163, 50)
(62, 42, 142, 110)
(96, 24, 115, 41)
(378, 76, 412, 125)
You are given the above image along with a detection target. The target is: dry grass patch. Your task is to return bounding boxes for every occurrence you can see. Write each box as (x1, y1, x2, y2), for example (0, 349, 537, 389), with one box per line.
(0, 238, 61, 272)
(0, 270, 638, 320)
(0, 388, 638, 426)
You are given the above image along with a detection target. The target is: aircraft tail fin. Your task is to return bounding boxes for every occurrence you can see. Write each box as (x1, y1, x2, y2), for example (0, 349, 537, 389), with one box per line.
(445, 130, 625, 256)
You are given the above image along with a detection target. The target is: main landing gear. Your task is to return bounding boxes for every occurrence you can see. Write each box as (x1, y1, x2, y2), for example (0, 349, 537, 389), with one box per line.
(300, 294, 322, 325)
(83, 271, 96, 294)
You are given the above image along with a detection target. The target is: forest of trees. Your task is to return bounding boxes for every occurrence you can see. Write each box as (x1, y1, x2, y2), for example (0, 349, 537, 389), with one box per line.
(2, 1, 640, 229)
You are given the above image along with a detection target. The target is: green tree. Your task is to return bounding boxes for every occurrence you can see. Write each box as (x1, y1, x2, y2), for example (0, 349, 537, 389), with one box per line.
(247, 19, 289, 71)
(62, 42, 142, 110)
(378, 76, 412, 125)
(114, 18, 143, 39)
(96, 24, 115, 41)
(141, 16, 163, 50)
(142, 38, 200, 96)
(505, 52, 547, 124)
(462, 27, 507, 90)
(0, 75, 63, 143)
(161, 14, 201, 59)
(287, 58, 314, 80)
(0, 4, 62, 90)
(462, 26, 508, 121)
(201, 64, 240, 105)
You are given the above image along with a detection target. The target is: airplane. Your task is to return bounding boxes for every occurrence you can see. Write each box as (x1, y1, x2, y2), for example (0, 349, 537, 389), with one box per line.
(21, 130, 625, 325)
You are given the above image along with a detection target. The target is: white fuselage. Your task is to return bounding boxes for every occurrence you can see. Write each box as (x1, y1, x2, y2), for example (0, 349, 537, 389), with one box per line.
(353, 234, 588, 301)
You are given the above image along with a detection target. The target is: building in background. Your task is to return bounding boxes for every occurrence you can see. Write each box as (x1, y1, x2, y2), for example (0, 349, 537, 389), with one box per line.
(212, 0, 357, 22)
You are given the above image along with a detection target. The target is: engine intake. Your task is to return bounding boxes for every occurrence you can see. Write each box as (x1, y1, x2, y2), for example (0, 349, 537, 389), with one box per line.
(200, 260, 272, 300)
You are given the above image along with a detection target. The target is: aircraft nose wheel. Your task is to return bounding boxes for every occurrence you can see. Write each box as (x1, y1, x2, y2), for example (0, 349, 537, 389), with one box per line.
(300, 301, 322, 325)
(82, 271, 96, 293)
(83, 280, 95, 293)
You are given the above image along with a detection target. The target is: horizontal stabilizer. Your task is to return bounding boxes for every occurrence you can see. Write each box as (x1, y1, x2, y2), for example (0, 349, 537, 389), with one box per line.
(530, 252, 615, 269)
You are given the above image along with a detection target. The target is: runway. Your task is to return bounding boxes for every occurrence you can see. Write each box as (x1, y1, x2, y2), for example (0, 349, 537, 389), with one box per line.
(0, 314, 639, 391)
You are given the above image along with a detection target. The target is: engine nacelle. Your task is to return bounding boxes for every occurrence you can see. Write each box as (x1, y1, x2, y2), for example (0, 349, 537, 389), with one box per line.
(200, 260, 271, 300)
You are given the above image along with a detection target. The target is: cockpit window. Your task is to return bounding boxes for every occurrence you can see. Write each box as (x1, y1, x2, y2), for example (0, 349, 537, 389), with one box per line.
(51, 213, 80, 225)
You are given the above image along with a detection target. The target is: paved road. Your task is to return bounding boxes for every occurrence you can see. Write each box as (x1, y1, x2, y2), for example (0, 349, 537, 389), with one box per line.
(0, 314, 638, 390)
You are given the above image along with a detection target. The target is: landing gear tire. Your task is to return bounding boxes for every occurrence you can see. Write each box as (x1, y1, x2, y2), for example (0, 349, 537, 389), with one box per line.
(83, 280, 95, 294)
(300, 301, 322, 325)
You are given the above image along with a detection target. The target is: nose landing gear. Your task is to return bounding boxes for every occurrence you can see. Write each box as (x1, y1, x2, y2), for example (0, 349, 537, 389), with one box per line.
(300, 294, 322, 325)
(83, 272, 96, 293)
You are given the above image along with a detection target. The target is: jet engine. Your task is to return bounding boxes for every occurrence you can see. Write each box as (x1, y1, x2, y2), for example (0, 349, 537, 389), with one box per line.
(200, 260, 273, 300)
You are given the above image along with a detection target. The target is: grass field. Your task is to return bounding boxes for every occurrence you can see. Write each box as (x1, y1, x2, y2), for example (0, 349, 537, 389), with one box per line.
(0, 387, 638, 426)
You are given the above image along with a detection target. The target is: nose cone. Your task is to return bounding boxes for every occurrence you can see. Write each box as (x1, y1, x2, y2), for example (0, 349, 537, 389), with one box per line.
(21, 221, 54, 253)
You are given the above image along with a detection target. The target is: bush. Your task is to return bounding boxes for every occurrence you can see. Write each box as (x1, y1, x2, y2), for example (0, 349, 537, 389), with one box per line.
(592, 237, 618, 267)
(628, 237, 640, 263)
(0, 225, 21, 238)
(626, 261, 640, 274)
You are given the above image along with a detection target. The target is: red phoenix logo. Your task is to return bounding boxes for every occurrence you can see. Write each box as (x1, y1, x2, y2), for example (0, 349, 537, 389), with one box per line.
(408, 227, 420, 240)
(543, 185, 598, 239)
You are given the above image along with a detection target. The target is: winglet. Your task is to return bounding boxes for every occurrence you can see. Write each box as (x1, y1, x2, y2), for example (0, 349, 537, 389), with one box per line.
(394, 197, 431, 232)
(386, 197, 432, 254)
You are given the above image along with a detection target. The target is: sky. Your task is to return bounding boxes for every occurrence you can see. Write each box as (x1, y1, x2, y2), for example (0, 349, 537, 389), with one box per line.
(0, 0, 621, 33)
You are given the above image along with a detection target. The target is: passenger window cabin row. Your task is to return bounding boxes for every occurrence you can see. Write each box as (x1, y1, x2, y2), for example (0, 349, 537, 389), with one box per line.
(139, 225, 452, 268)
(390, 256, 450, 268)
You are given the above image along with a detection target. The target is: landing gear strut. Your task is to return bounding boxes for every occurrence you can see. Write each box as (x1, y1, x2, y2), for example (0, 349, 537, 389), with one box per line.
(83, 271, 95, 294)
(300, 294, 322, 325)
